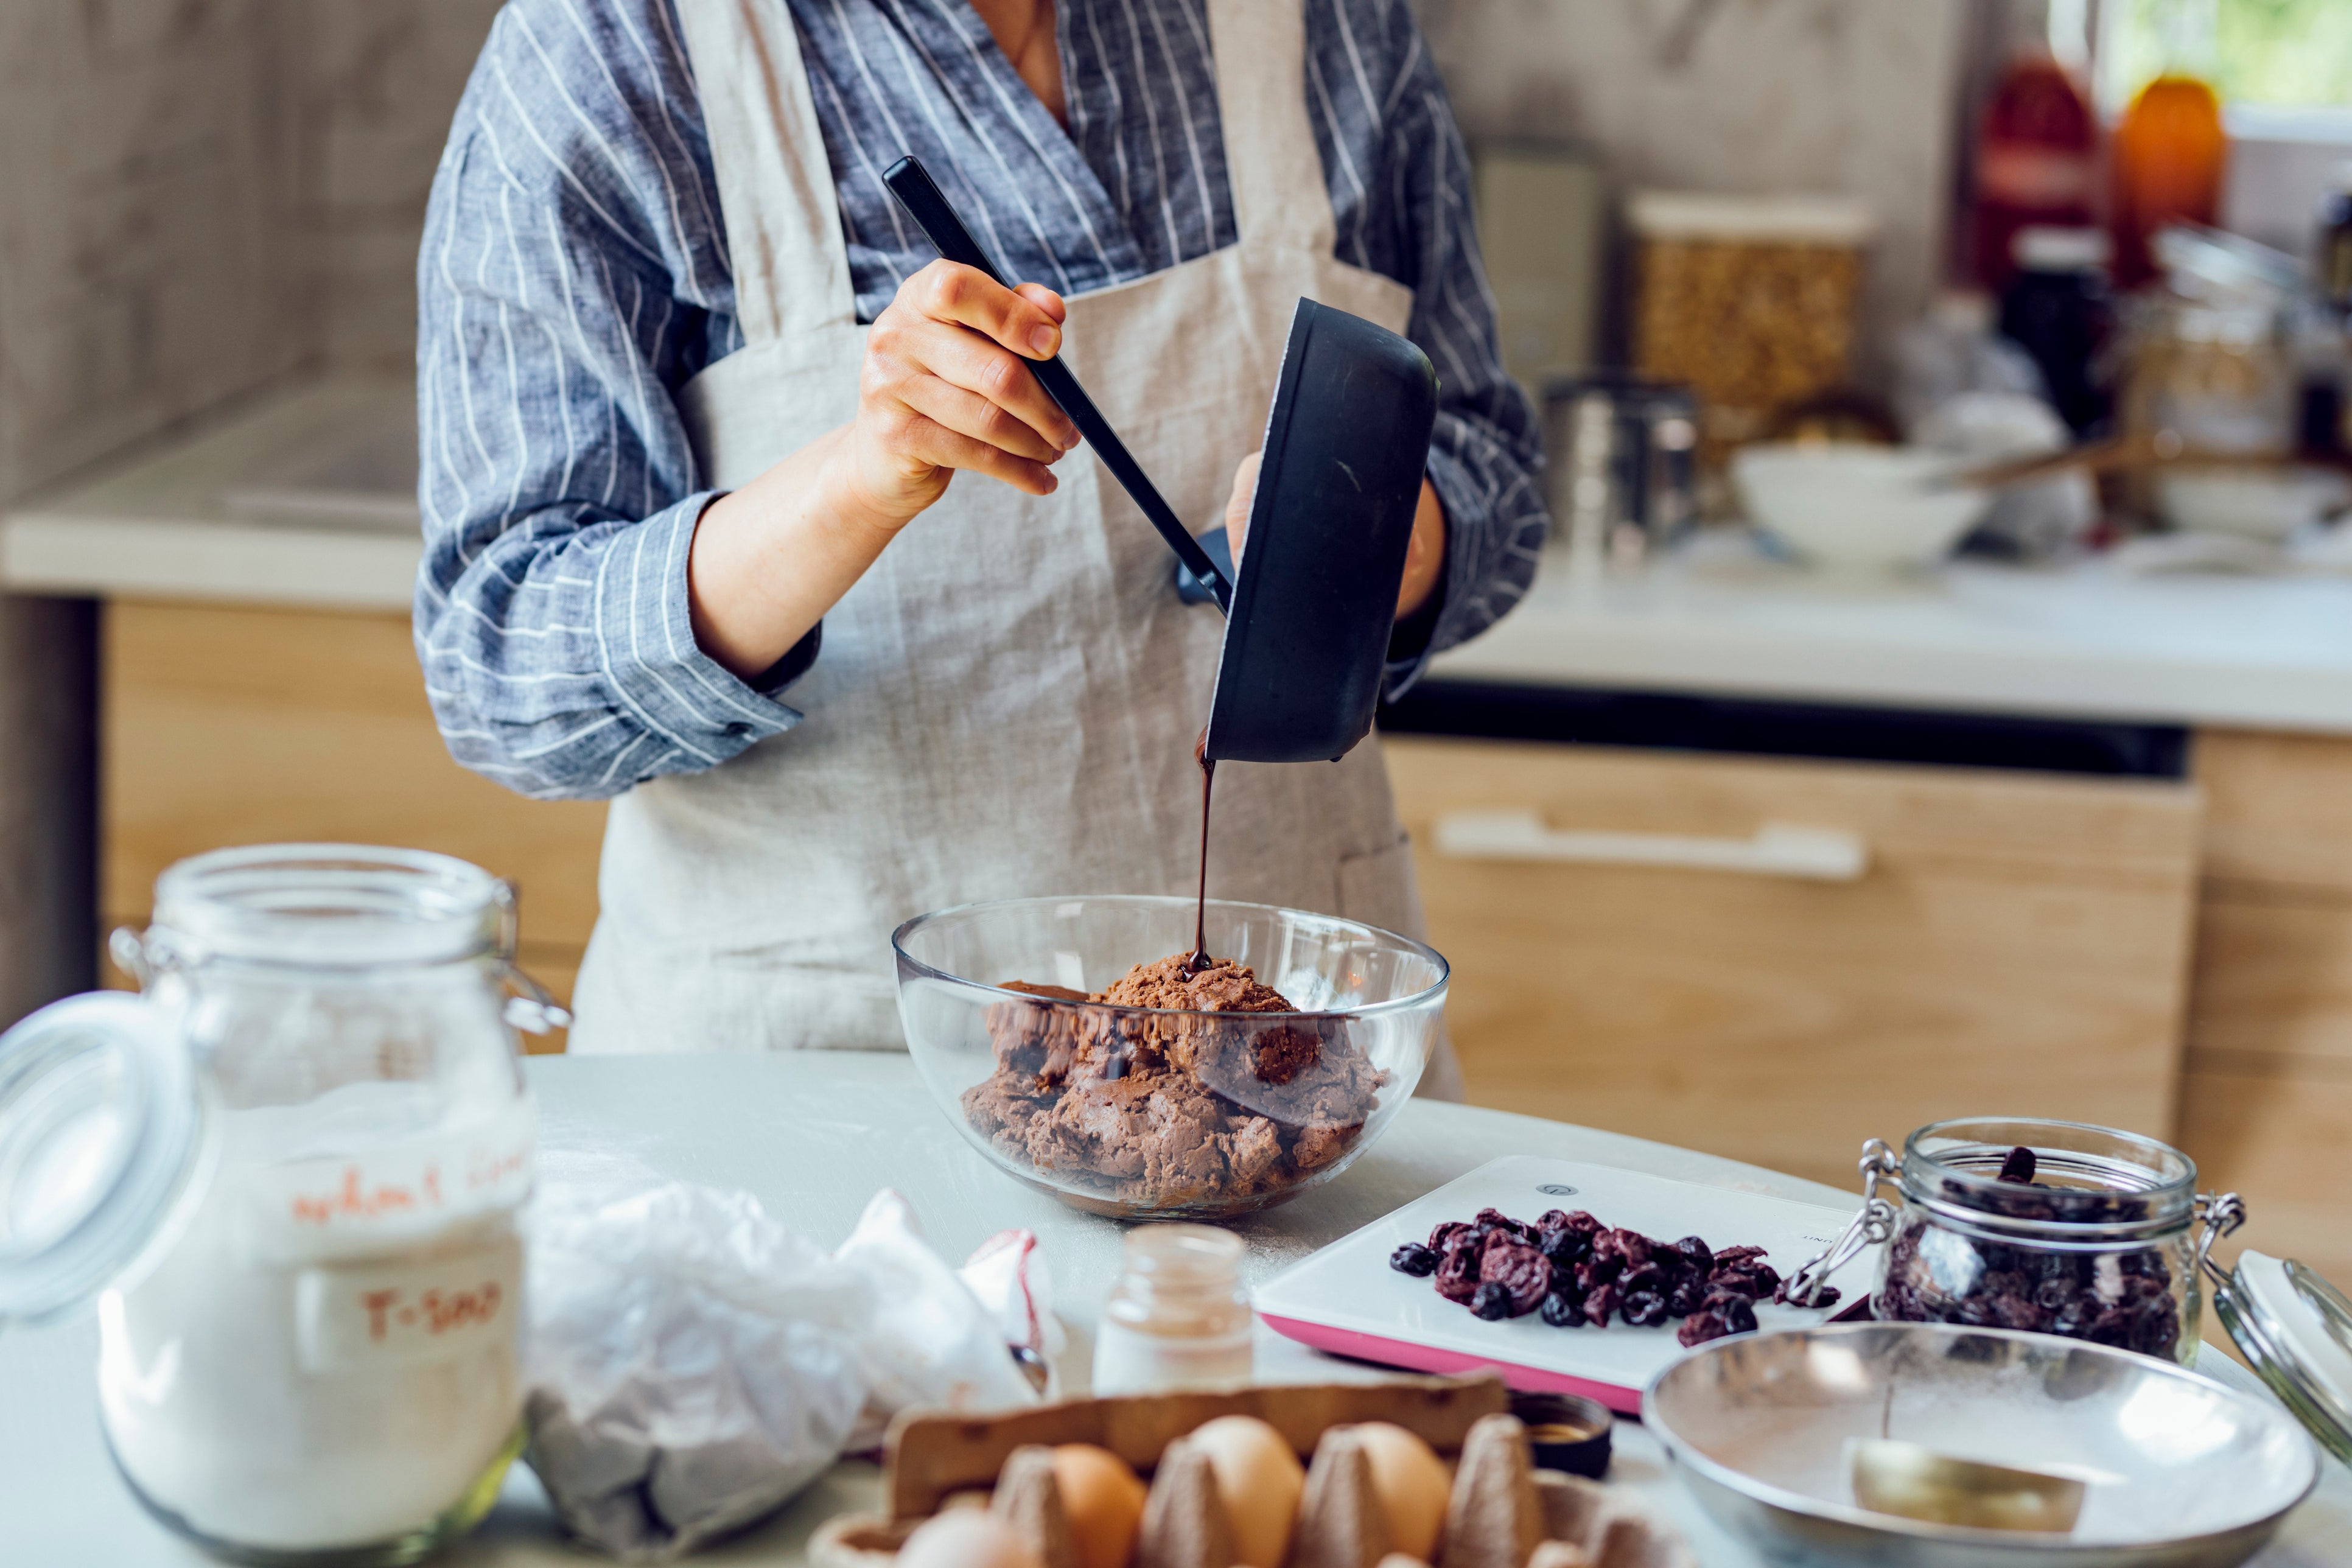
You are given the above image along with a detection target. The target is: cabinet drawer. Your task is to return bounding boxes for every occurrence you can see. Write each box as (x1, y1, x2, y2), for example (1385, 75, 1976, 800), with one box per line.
(2196, 729, 2352, 894)
(2187, 892, 2352, 1066)
(1384, 737, 2202, 1190)
(2177, 1054, 2352, 1289)
(103, 600, 606, 954)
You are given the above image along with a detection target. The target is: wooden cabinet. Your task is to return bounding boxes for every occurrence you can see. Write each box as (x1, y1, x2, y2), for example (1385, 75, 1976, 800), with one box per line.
(2180, 730, 2352, 1286)
(1383, 737, 2204, 1192)
(100, 600, 606, 1051)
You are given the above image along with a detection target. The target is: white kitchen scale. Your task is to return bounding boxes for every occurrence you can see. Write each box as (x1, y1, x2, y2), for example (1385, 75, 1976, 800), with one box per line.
(1255, 1157, 1875, 1413)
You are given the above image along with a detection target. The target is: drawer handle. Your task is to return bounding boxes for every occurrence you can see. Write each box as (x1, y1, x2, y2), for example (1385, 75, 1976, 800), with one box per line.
(1430, 810, 1869, 882)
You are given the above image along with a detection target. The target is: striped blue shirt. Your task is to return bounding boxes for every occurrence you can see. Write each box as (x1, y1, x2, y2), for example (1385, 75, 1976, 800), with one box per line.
(417, 0, 1546, 799)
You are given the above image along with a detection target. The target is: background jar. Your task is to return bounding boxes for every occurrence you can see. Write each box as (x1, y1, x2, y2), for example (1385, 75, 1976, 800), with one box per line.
(0, 844, 560, 1566)
(1867, 1118, 2228, 1366)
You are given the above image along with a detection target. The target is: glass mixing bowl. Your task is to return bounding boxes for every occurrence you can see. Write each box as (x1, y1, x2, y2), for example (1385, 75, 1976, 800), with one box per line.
(892, 895, 1448, 1220)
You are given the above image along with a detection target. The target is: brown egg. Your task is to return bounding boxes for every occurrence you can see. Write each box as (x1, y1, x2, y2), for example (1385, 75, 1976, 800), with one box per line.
(1351, 1423, 1451, 1561)
(1051, 1444, 1147, 1568)
(901, 1510, 1044, 1568)
(1187, 1415, 1305, 1568)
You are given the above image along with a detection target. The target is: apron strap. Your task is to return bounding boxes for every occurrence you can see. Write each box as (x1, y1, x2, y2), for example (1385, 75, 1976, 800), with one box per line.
(1207, 0, 1337, 256)
(674, 0, 856, 340)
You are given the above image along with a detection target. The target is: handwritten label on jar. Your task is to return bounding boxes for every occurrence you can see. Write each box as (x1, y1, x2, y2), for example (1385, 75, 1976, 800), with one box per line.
(295, 1233, 522, 1370)
(240, 1099, 537, 1259)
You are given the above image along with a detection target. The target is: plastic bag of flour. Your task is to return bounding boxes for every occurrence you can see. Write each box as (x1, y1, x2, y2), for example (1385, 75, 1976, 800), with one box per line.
(524, 1155, 1050, 1558)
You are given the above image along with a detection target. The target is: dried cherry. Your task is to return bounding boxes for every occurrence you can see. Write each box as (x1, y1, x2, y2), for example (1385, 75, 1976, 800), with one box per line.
(1479, 1239, 1553, 1317)
(1474, 1207, 1536, 1243)
(1581, 1282, 1622, 1328)
(1433, 1241, 1483, 1304)
(1620, 1290, 1671, 1328)
(1773, 1278, 1839, 1309)
(1538, 1224, 1594, 1269)
(1617, 1262, 1670, 1299)
(1389, 1242, 1439, 1277)
(1395, 1203, 1805, 1343)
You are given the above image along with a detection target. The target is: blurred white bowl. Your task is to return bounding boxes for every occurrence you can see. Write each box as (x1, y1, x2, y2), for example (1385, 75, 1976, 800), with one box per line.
(2157, 466, 2352, 542)
(1733, 444, 1994, 571)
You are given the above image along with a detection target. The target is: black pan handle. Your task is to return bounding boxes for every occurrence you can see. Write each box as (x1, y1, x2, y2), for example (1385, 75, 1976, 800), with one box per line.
(882, 155, 1234, 612)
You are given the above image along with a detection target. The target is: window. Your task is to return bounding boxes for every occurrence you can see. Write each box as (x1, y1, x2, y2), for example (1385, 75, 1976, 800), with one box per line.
(2085, 0, 2352, 116)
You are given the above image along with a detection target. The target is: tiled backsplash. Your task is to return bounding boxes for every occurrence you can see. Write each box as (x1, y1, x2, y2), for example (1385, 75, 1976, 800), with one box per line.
(2, 0, 1968, 487)
(301, 0, 501, 369)
(0, 0, 495, 506)
(0, 0, 310, 502)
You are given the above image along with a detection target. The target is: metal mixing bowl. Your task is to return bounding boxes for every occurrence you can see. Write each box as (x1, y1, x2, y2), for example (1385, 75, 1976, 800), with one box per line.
(1645, 1322, 2316, 1567)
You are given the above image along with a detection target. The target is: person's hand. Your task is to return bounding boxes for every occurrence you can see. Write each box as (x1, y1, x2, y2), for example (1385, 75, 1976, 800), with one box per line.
(1217, 450, 1447, 619)
(1219, 449, 1261, 548)
(688, 262, 1080, 679)
(839, 261, 1082, 530)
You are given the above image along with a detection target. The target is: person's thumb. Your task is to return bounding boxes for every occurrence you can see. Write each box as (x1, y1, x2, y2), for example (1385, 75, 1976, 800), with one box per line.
(1222, 450, 1261, 558)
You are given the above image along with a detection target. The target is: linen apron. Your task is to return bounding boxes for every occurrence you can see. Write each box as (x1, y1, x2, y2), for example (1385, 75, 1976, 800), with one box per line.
(570, 0, 1444, 1083)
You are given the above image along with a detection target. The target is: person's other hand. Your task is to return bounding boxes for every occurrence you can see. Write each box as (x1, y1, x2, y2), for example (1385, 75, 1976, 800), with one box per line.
(1219, 450, 1447, 619)
(1219, 449, 1262, 551)
(844, 261, 1082, 528)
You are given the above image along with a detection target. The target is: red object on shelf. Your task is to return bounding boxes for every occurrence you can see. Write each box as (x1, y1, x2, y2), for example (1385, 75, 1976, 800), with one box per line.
(2112, 74, 2227, 290)
(1972, 51, 2099, 291)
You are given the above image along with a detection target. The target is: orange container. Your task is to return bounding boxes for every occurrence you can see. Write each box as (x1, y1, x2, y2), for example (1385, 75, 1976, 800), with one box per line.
(2111, 75, 2227, 290)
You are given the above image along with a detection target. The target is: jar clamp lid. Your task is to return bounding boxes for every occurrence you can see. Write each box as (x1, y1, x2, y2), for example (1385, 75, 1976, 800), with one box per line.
(0, 993, 212, 1325)
(2208, 1237, 2352, 1465)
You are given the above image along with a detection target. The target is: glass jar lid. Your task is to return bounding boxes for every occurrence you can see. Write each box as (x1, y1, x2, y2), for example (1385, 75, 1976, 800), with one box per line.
(2214, 1250, 2352, 1465)
(0, 993, 212, 1325)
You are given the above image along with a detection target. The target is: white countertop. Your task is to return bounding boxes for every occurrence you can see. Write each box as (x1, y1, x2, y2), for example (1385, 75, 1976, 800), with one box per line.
(17, 374, 2352, 733)
(2, 1053, 2344, 1567)
(0, 376, 419, 612)
(1433, 542, 2352, 735)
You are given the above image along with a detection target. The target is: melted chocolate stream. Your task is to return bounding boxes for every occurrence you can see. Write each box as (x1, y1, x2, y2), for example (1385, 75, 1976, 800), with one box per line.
(1185, 728, 1216, 975)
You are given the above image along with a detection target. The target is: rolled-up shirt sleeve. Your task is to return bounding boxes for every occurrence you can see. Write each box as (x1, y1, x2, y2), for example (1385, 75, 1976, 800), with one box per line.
(415, 1, 799, 802)
(1329, 4, 1550, 697)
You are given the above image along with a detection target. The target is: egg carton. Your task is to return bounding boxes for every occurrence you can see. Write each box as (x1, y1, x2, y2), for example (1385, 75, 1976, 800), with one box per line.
(812, 1376, 1692, 1568)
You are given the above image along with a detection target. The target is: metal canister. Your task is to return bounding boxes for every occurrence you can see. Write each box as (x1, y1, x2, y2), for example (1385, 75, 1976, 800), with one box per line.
(1540, 374, 1699, 573)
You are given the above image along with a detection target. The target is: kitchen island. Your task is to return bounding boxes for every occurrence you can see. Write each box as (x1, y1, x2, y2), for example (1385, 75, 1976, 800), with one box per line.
(2, 1052, 2344, 1566)
(5, 375, 2350, 1280)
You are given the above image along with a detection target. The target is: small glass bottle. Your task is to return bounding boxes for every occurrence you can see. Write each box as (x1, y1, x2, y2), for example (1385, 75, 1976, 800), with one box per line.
(1093, 1225, 1253, 1395)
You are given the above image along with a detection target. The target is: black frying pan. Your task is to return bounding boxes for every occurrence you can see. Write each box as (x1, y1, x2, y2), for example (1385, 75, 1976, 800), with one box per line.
(883, 156, 1435, 764)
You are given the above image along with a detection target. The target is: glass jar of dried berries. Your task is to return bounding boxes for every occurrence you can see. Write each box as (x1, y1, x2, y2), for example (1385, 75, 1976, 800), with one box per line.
(1785, 1118, 2245, 1367)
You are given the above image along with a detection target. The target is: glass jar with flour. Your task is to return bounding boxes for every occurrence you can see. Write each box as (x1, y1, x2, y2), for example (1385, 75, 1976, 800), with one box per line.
(0, 844, 565, 1564)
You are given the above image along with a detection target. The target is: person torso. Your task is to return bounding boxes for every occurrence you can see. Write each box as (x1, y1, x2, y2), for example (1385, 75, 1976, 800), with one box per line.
(567, 0, 1426, 1054)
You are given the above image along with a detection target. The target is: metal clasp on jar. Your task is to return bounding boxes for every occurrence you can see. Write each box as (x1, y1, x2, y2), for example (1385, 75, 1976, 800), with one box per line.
(2194, 1190, 2249, 1291)
(1784, 1138, 1902, 1307)
(491, 878, 573, 1036)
